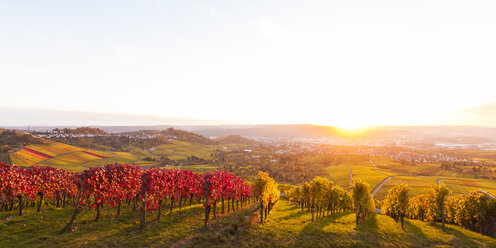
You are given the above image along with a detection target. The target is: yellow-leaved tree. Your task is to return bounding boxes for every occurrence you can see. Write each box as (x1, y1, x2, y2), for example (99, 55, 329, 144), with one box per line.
(351, 178, 375, 228)
(382, 184, 410, 229)
(309, 177, 332, 221)
(427, 184, 451, 232)
(253, 171, 279, 224)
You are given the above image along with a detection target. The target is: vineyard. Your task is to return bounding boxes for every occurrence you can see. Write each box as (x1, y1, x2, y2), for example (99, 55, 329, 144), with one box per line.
(0, 162, 252, 234)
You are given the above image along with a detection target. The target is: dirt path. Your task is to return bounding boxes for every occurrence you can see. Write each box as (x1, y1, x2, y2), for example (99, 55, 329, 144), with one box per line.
(371, 176, 391, 196)
(479, 189, 496, 200)
(369, 158, 377, 168)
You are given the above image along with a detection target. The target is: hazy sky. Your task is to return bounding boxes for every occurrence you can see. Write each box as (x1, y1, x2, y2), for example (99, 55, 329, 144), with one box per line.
(1, 0, 496, 128)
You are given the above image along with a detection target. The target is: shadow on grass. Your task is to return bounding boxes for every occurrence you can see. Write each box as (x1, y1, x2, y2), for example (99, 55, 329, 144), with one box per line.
(80, 204, 206, 247)
(278, 209, 309, 221)
(294, 212, 356, 247)
(403, 219, 430, 247)
(443, 223, 495, 248)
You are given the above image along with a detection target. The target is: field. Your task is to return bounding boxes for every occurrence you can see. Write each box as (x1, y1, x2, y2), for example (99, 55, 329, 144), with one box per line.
(349, 165, 395, 191)
(0, 200, 494, 248)
(374, 176, 438, 199)
(6, 141, 230, 173)
(325, 164, 352, 189)
(149, 140, 221, 160)
(309, 155, 496, 200)
(318, 155, 396, 193)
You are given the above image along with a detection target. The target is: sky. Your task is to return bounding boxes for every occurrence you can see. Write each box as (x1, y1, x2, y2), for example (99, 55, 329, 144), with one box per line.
(1, 0, 496, 129)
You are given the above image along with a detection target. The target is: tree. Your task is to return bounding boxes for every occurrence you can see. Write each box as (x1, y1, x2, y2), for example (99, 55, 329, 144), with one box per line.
(309, 177, 331, 221)
(351, 178, 374, 228)
(253, 171, 278, 224)
(382, 184, 410, 229)
(427, 184, 450, 232)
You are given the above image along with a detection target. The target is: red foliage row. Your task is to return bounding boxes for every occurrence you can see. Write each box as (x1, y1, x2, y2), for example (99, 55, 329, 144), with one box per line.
(203, 171, 252, 207)
(1, 162, 77, 204)
(0, 162, 251, 213)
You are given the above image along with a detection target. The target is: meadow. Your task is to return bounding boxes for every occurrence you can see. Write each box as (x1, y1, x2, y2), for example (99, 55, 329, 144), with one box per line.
(1, 200, 494, 248)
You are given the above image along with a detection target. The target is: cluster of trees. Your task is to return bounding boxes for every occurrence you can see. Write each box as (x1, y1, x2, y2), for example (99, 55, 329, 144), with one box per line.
(285, 177, 374, 227)
(0, 163, 78, 215)
(0, 129, 40, 153)
(286, 177, 353, 222)
(0, 162, 252, 233)
(202, 171, 253, 226)
(383, 183, 496, 236)
(253, 171, 279, 224)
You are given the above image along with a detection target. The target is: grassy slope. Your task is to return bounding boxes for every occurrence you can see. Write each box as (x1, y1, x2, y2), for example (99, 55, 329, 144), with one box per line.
(2, 200, 494, 248)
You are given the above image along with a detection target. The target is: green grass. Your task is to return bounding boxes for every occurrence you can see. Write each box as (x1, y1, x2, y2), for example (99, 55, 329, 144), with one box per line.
(2, 200, 494, 247)
(0, 202, 210, 247)
(325, 164, 351, 189)
(193, 200, 496, 247)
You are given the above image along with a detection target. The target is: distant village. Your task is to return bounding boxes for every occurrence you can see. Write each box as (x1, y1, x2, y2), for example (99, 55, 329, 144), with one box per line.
(33, 129, 179, 141)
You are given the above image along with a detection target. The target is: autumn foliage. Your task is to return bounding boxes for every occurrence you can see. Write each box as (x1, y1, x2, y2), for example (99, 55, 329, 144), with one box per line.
(0, 162, 252, 232)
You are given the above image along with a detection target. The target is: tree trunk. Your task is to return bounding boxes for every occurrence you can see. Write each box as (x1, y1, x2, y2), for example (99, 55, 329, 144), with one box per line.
(260, 201, 264, 224)
(213, 201, 217, 217)
(60, 183, 84, 234)
(62, 193, 67, 208)
(170, 197, 174, 213)
(479, 201, 483, 234)
(156, 199, 162, 221)
(441, 201, 446, 233)
(204, 205, 210, 227)
(311, 200, 315, 222)
(355, 198, 359, 228)
(265, 206, 268, 222)
(401, 213, 404, 229)
(204, 176, 211, 226)
(18, 195, 23, 216)
(221, 198, 225, 214)
(95, 203, 101, 222)
(140, 192, 147, 231)
(37, 193, 44, 212)
(117, 202, 121, 216)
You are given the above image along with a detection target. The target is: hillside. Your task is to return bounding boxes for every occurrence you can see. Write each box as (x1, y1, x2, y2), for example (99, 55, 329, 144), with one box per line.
(6, 141, 155, 171)
(0, 200, 494, 248)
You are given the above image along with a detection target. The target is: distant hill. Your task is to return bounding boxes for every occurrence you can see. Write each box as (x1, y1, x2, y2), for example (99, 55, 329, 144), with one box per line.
(125, 128, 213, 144)
(5, 124, 496, 143)
(56, 127, 106, 135)
(187, 124, 344, 139)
